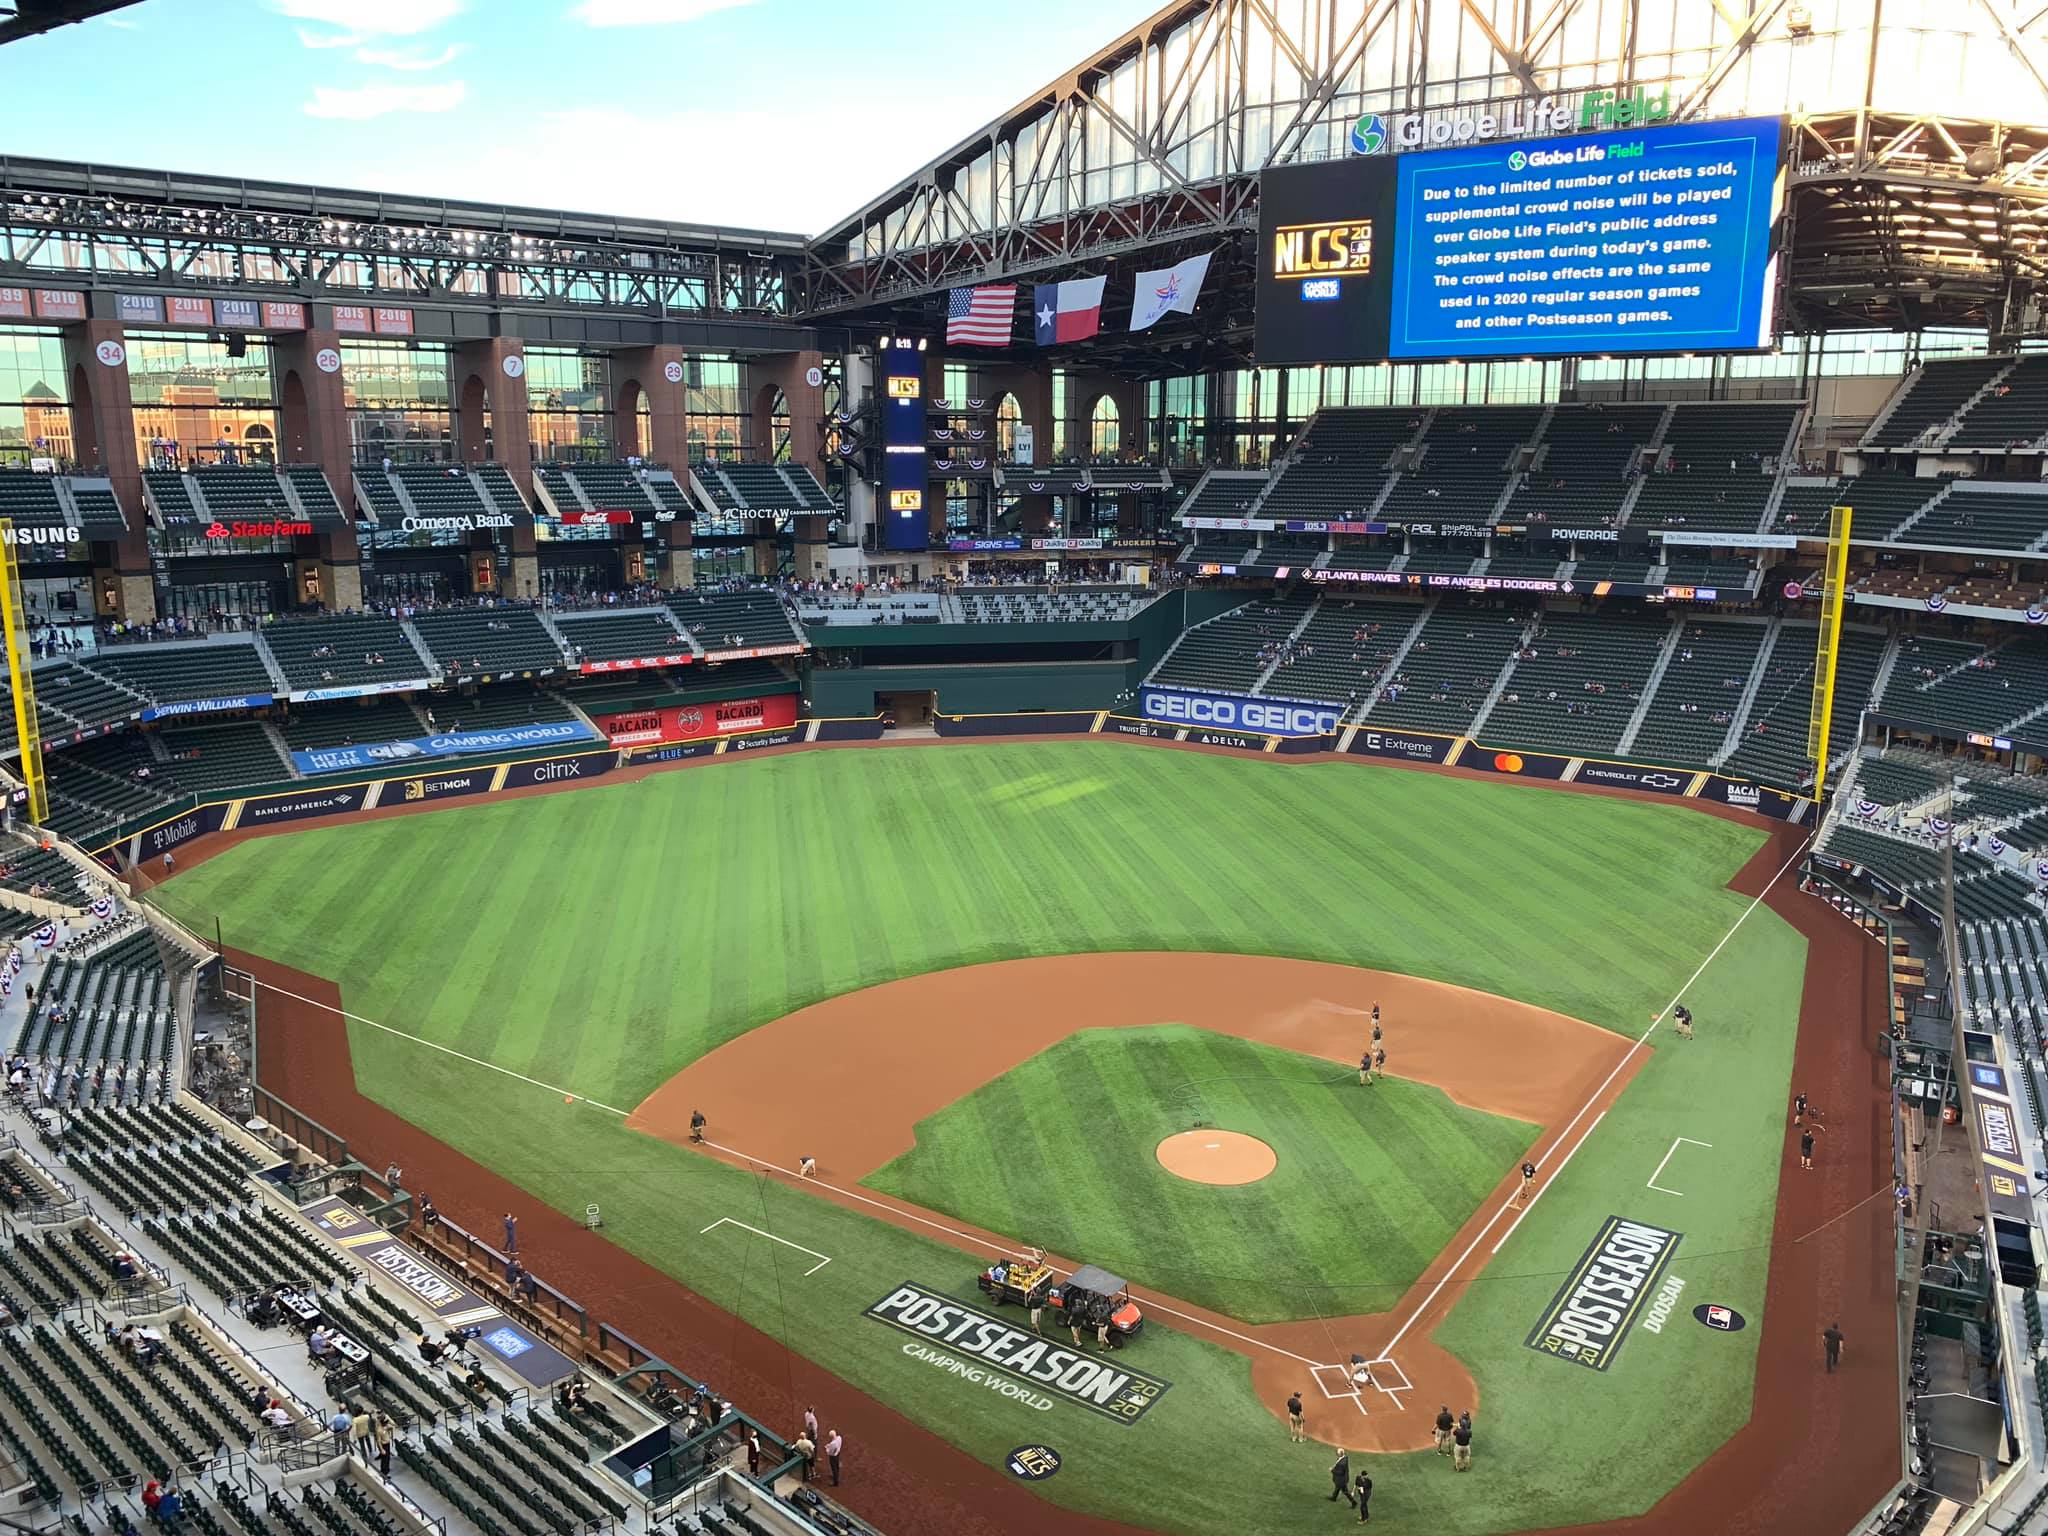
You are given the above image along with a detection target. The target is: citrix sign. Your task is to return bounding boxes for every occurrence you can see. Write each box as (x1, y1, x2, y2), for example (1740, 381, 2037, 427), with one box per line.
(1140, 687, 1339, 738)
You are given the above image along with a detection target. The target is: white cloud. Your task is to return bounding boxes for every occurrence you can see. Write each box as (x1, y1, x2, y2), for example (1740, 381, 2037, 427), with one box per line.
(297, 27, 363, 48)
(569, 0, 755, 26)
(103, 15, 141, 28)
(272, 0, 463, 37)
(303, 81, 469, 120)
(356, 43, 467, 70)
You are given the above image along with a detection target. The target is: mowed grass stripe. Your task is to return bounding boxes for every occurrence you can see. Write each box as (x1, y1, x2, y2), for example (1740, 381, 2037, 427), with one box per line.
(869, 1025, 1537, 1323)
(160, 742, 1767, 1111)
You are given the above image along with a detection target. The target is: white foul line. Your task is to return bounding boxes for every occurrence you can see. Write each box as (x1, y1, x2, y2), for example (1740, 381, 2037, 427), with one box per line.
(244, 975, 633, 1117)
(700, 1217, 832, 1277)
(1489, 1111, 1605, 1256)
(701, 1140, 1330, 1369)
(1646, 1136, 1714, 1197)
(1382, 831, 1812, 1356)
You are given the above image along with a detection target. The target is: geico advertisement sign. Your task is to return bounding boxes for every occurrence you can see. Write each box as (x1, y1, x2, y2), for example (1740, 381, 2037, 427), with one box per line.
(1140, 688, 1339, 737)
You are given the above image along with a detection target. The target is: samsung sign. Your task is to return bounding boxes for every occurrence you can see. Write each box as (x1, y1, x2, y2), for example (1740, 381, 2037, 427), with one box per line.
(1140, 686, 1340, 738)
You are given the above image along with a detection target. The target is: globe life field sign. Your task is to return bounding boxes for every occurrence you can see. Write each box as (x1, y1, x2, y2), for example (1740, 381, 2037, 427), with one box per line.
(1257, 113, 1783, 366)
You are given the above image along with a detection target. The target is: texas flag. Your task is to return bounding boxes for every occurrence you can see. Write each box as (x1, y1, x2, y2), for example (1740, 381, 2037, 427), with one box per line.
(1033, 276, 1106, 345)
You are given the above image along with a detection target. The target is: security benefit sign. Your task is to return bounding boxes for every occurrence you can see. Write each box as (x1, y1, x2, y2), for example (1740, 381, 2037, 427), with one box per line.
(865, 1284, 1170, 1423)
(1525, 1216, 1683, 1371)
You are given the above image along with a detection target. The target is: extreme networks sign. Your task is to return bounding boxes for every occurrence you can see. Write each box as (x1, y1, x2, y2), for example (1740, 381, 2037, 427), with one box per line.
(1525, 1215, 1682, 1371)
(1349, 85, 1674, 154)
(1140, 686, 1340, 738)
(865, 1284, 1170, 1423)
(289, 719, 596, 775)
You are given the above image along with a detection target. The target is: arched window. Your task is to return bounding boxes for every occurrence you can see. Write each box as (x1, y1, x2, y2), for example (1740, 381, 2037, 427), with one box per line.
(996, 394, 1023, 460)
(1090, 396, 1120, 458)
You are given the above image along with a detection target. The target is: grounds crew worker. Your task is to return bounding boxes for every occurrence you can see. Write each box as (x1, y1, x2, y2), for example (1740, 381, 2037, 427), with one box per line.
(1287, 1390, 1305, 1442)
(1517, 1161, 1537, 1204)
(1028, 1296, 1044, 1335)
(1359, 1050, 1373, 1086)
(1453, 1411, 1473, 1471)
(1434, 1405, 1454, 1454)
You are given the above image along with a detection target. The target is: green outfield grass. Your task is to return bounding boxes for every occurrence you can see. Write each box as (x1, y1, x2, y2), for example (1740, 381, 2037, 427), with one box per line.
(868, 1025, 1537, 1322)
(155, 742, 1808, 1536)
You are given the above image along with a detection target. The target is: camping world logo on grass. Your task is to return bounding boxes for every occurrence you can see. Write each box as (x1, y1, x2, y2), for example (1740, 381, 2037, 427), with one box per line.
(1349, 114, 1387, 154)
(865, 1284, 1170, 1423)
(1525, 1216, 1683, 1371)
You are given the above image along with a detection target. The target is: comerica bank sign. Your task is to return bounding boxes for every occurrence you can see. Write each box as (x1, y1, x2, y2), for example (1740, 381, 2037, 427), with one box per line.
(1350, 85, 1675, 154)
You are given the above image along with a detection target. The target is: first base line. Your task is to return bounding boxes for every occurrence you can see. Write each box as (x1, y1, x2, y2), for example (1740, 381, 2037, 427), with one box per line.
(701, 1217, 832, 1276)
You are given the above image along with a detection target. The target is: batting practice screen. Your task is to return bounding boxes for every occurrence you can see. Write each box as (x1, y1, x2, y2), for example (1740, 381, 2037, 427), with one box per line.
(1256, 115, 1784, 365)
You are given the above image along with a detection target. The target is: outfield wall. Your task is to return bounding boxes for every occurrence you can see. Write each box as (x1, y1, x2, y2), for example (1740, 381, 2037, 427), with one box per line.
(100, 705, 1808, 870)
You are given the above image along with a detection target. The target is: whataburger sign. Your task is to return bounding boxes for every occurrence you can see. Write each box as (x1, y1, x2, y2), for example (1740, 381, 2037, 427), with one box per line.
(866, 1284, 1170, 1423)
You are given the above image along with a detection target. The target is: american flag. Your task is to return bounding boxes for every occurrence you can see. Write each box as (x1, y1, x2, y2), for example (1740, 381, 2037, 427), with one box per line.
(946, 285, 1017, 347)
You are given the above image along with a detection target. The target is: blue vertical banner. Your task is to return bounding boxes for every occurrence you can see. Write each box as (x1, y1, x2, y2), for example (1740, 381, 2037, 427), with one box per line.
(880, 342, 930, 552)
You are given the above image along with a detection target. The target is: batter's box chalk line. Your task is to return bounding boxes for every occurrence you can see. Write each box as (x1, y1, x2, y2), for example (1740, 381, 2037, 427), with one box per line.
(1310, 1356, 1413, 1415)
(699, 1217, 832, 1277)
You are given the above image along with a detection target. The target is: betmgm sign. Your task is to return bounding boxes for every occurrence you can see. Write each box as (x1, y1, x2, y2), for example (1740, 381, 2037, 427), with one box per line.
(865, 1284, 1170, 1424)
(1525, 1216, 1682, 1371)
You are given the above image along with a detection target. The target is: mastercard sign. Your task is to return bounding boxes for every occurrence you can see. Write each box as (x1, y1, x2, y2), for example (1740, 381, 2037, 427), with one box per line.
(1494, 752, 1524, 773)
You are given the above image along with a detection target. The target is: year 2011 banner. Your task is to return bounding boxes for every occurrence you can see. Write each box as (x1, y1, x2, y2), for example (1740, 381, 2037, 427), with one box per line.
(1255, 114, 1783, 365)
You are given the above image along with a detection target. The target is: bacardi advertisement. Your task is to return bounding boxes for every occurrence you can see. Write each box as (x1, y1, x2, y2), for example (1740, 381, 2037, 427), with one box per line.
(592, 693, 799, 747)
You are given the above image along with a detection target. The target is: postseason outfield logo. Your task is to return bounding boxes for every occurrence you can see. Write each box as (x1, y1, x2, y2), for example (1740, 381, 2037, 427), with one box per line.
(865, 1284, 1170, 1423)
(1525, 1216, 1682, 1371)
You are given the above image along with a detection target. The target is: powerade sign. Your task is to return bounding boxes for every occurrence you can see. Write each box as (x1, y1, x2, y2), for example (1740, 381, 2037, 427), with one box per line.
(1139, 686, 1340, 738)
(1526, 1216, 1683, 1371)
(140, 692, 274, 722)
(865, 1284, 1169, 1424)
(290, 720, 597, 775)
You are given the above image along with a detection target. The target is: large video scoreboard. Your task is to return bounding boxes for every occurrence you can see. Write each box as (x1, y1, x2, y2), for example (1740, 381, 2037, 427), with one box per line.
(1255, 115, 1784, 366)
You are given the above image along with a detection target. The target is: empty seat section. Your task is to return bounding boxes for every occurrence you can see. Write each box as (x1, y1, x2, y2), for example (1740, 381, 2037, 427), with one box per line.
(1630, 622, 1767, 766)
(1631, 403, 1799, 533)
(1479, 611, 1671, 756)
(1379, 407, 1542, 526)
(1504, 405, 1665, 528)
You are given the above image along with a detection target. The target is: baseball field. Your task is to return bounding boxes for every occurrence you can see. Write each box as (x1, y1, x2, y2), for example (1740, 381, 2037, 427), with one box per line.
(155, 740, 1859, 1536)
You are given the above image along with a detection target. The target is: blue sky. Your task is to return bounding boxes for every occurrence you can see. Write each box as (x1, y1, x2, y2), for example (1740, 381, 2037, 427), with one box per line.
(5, 0, 1160, 234)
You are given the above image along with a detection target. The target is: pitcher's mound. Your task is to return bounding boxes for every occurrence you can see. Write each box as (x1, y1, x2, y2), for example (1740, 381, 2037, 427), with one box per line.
(1156, 1129, 1277, 1185)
